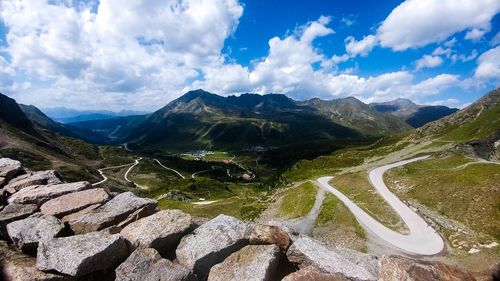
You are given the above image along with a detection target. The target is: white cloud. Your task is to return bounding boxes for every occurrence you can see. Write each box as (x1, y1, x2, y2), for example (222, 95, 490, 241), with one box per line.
(0, 0, 243, 110)
(474, 46, 500, 80)
(377, 0, 499, 51)
(432, 47, 452, 58)
(491, 32, 500, 46)
(415, 55, 443, 70)
(411, 74, 460, 96)
(425, 98, 460, 107)
(341, 15, 356, 26)
(345, 35, 377, 57)
(0, 1, 473, 110)
(464, 28, 489, 42)
(0, 56, 15, 89)
(450, 50, 478, 63)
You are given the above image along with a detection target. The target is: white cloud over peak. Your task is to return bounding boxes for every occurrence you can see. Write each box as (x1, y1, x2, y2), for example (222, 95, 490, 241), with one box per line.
(377, 0, 499, 51)
(415, 55, 443, 70)
(474, 46, 500, 80)
(0, 1, 480, 110)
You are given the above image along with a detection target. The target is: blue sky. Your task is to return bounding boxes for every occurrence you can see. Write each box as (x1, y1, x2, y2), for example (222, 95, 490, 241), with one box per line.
(0, 0, 499, 111)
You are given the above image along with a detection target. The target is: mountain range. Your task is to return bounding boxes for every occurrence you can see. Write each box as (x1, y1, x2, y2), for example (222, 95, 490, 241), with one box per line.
(63, 89, 458, 150)
(0, 87, 497, 186)
(41, 107, 148, 124)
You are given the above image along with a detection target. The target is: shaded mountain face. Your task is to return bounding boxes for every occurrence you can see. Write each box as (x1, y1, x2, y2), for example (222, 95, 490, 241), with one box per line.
(0, 94, 37, 136)
(370, 99, 458, 128)
(0, 93, 101, 180)
(19, 105, 108, 144)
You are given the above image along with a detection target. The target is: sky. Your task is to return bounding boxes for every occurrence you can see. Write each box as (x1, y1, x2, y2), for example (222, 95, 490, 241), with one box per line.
(0, 0, 499, 111)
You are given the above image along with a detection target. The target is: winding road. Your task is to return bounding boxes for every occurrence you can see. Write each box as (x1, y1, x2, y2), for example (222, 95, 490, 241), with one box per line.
(92, 161, 137, 186)
(124, 158, 145, 188)
(153, 158, 185, 179)
(316, 156, 445, 256)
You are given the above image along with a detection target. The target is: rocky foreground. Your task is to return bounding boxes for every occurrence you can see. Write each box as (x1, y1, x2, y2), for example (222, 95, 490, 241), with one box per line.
(0, 158, 496, 281)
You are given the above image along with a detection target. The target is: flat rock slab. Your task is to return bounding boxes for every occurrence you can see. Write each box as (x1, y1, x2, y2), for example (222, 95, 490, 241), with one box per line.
(121, 209, 192, 255)
(0, 158, 22, 183)
(3, 170, 62, 194)
(176, 214, 251, 279)
(282, 266, 349, 281)
(115, 247, 196, 281)
(36, 232, 128, 277)
(68, 192, 157, 234)
(0, 203, 38, 225)
(8, 181, 91, 206)
(286, 237, 376, 281)
(40, 188, 110, 217)
(0, 203, 38, 238)
(378, 255, 477, 281)
(0, 240, 68, 281)
(7, 213, 63, 253)
(60, 203, 101, 223)
(208, 244, 280, 281)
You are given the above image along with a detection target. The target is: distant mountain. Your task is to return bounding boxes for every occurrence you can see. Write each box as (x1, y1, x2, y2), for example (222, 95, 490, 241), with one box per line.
(19, 104, 108, 144)
(411, 88, 499, 144)
(0, 93, 101, 181)
(370, 99, 458, 128)
(41, 107, 149, 123)
(68, 114, 148, 141)
(123, 89, 363, 150)
(300, 97, 411, 135)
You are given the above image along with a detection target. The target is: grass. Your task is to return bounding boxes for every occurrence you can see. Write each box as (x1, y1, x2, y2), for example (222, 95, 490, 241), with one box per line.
(441, 105, 500, 142)
(157, 186, 268, 221)
(385, 152, 500, 240)
(278, 182, 317, 219)
(316, 193, 365, 239)
(313, 193, 367, 252)
(330, 172, 404, 231)
(203, 151, 231, 162)
(282, 134, 408, 182)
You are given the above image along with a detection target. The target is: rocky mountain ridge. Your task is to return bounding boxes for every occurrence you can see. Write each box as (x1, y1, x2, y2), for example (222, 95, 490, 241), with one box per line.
(0, 158, 495, 281)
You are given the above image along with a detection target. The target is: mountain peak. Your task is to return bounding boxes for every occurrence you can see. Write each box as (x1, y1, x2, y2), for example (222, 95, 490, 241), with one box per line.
(178, 89, 218, 102)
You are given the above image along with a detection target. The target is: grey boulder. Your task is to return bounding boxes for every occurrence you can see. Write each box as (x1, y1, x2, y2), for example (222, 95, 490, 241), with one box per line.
(3, 170, 61, 194)
(0, 240, 68, 281)
(8, 181, 91, 206)
(115, 247, 196, 281)
(36, 232, 128, 277)
(68, 192, 157, 234)
(0, 158, 22, 185)
(286, 237, 376, 281)
(7, 213, 63, 253)
(176, 214, 251, 279)
(0, 203, 38, 238)
(282, 266, 350, 281)
(207, 244, 280, 281)
(121, 209, 192, 255)
(40, 188, 110, 217)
